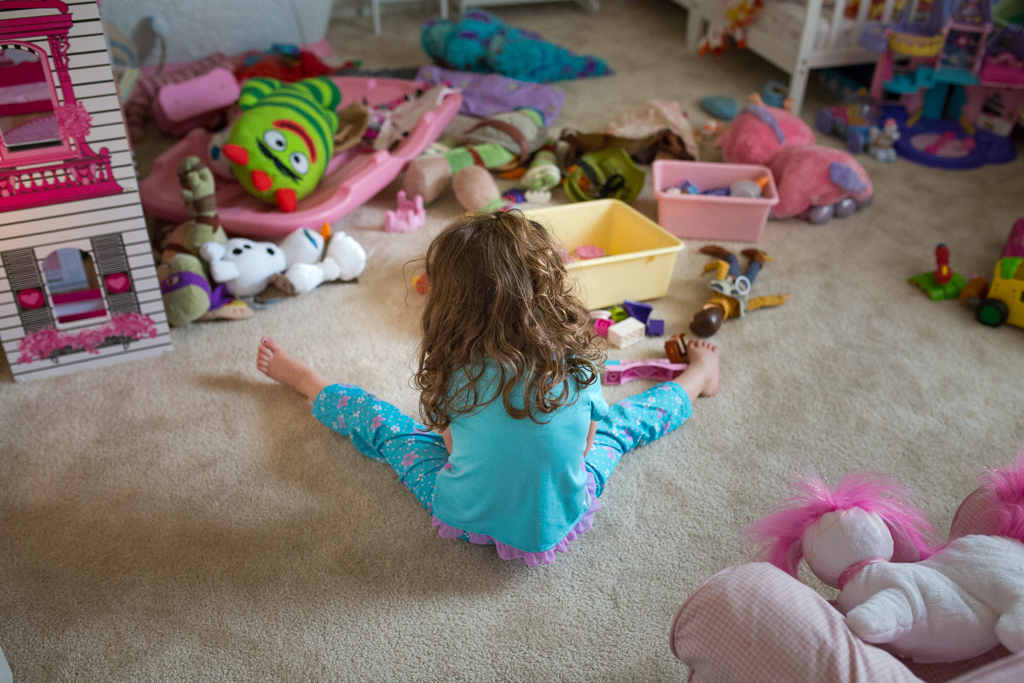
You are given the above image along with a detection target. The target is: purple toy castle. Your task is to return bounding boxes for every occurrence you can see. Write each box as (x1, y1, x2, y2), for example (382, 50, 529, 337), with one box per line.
(863, 0, 1024, 168)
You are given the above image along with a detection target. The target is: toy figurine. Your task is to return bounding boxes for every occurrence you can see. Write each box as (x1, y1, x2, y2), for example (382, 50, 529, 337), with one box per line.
(690, 246, 791, 337)
(910, 243, 966, 300)
(867, 118, 900, 163)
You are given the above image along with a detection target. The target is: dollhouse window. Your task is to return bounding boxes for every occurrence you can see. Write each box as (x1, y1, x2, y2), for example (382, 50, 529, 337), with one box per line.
(0, 44, 63, 156)
(41, 248, 109, 325)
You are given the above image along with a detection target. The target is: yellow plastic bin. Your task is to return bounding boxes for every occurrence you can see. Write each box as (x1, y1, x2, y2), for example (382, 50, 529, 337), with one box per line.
(523, 199, 684, 310)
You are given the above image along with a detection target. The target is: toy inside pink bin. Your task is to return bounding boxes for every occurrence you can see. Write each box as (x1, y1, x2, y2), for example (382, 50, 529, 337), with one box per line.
(653, 160, 778, 242)
(140, 77, 462, 240)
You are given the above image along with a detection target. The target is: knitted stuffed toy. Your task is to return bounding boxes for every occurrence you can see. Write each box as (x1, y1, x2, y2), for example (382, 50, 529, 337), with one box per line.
(221, 76, 342, 212)
(403, 107, 548, 204)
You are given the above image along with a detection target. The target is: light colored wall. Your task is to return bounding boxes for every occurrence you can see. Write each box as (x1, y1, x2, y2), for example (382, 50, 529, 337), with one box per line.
(99, 0, 335, 65)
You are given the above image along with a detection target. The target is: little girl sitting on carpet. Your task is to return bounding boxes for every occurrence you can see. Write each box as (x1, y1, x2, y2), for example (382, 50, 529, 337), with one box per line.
(256, 210, 719, 565)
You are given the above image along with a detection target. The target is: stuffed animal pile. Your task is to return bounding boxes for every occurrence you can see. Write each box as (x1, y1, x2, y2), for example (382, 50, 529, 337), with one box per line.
(158, 157, 367, 327)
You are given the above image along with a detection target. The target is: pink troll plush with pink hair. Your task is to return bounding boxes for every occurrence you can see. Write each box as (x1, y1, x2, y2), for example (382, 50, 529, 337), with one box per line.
(720, 101, 874, 223)
(745, 456, 1024, 664)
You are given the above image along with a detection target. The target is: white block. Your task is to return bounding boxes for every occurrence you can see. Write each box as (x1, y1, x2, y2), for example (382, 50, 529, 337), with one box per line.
(607, 317, 645, 349)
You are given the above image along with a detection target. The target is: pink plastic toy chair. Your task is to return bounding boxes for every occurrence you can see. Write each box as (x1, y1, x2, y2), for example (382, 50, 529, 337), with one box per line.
(140, 77, 462, 240)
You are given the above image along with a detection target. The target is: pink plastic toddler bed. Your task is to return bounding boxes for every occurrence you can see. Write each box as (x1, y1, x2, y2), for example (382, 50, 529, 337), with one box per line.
(139, 77, 462, 240)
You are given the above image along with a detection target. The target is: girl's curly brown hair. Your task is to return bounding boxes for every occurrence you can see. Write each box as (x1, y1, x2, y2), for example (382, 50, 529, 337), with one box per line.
(414, 210, 603, 431)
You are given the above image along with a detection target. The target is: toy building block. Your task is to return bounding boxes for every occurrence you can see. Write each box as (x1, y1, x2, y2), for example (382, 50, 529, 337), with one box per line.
(412, 274, 430, 295)
(594, 318, 613, 337)
(622, 300, 652, 325)
(665, 333, 688, 364)
(607, 317, 645, 349)
(603, 359, 688, 385)
(606, 305, 629, 322)
(646, 318, 665, 336)
(385, 191, 426, 233)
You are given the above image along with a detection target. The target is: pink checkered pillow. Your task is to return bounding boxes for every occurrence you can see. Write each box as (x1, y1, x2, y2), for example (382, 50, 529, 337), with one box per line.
(670, 562, 1024, 683)
(948, 487, 1003, 541)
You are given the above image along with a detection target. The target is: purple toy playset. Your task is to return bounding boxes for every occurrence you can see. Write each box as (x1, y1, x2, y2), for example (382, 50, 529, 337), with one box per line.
(862, 0, 1024, 168)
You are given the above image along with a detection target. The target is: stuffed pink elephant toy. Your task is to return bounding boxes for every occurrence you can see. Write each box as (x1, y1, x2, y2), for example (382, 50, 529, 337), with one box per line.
(721, 102, 874, 224)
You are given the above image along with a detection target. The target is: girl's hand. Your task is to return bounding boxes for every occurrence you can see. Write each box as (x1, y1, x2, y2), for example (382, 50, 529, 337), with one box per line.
(442, 427, 453, 455)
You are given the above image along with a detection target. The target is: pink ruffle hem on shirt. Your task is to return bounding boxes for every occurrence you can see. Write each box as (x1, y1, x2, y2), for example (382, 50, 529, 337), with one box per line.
(431, 471, 601, 566)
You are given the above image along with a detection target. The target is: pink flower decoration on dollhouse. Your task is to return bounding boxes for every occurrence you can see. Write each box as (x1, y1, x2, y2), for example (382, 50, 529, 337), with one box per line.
(54, 101, 92, 140)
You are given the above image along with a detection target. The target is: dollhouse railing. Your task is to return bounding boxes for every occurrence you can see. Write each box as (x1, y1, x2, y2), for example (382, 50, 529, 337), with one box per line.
(0, 150, 122, 211)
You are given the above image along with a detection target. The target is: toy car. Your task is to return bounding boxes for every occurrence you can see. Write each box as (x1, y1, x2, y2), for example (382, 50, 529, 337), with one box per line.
(975, 257, 1024, 329)
(814, 103, 881, 154)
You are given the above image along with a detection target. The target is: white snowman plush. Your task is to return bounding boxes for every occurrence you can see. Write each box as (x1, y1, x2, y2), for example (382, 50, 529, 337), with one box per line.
(277, 224, 367, 295)
(201, 238, 287, 297)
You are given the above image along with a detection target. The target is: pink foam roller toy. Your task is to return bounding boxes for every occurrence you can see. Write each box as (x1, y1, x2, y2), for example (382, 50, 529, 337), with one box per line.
(602, 359, 687, 385)
(140, 77, 462, 240)
(384, 191, 425, 233)
(157, 68, 240, 123)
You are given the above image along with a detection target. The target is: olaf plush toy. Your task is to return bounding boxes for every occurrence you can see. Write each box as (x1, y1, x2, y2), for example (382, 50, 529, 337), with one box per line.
(746, 456, 1024, 663)
(201, 238, 287, 298)
(275, 223, 367, 295)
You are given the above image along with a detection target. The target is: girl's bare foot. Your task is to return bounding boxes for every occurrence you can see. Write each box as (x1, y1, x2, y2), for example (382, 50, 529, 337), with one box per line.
(256, 337, 329, 400)
(674, 339, 720, 403)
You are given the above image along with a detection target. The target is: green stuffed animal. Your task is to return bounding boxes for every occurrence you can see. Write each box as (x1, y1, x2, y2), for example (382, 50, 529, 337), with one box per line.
(160, 254, 212, 327)
(221, 76, 342, 212)
(177, 155, 228, 253)
(159, 156, 234, 327)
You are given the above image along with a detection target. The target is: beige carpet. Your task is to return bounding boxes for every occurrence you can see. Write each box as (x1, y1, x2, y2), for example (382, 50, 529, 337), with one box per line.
(2, 1, 1024, 680)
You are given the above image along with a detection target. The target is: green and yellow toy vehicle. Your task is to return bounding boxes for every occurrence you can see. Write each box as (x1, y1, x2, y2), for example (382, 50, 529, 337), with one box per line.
(962, 257, 1024, 329)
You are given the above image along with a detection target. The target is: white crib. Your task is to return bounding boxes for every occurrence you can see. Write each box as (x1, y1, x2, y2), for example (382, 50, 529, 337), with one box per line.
(684, 0, 908, 115)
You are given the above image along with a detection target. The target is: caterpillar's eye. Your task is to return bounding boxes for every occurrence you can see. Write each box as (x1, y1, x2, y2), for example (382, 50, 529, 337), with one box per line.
(263, 129, 287, 152)
(288, 151, 309, 175)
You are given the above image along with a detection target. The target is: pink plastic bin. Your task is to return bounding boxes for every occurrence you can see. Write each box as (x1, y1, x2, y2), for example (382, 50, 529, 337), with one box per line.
(653, 160, 779, 243)
(139, 77, 462, 240)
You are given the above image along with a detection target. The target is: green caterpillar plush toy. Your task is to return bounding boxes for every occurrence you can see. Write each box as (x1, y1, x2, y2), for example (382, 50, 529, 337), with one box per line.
(222, 76, 341, 212)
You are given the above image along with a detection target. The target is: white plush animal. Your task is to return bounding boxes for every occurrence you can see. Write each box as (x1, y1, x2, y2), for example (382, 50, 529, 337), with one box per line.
(276, 224, 367, 295)
(200, 238, 286, 297)
(748, 461, 1024, 664)
(838, 534, 1024, 662)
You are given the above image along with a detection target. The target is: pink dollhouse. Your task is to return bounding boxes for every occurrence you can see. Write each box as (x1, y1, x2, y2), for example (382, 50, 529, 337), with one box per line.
(863, 0, 1024, 167)
(0, 0, 171, 381)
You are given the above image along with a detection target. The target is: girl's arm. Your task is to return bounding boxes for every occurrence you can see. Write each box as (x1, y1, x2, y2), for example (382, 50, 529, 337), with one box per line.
(584, 420, 597, 458)
(442, 426, 453, 454)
